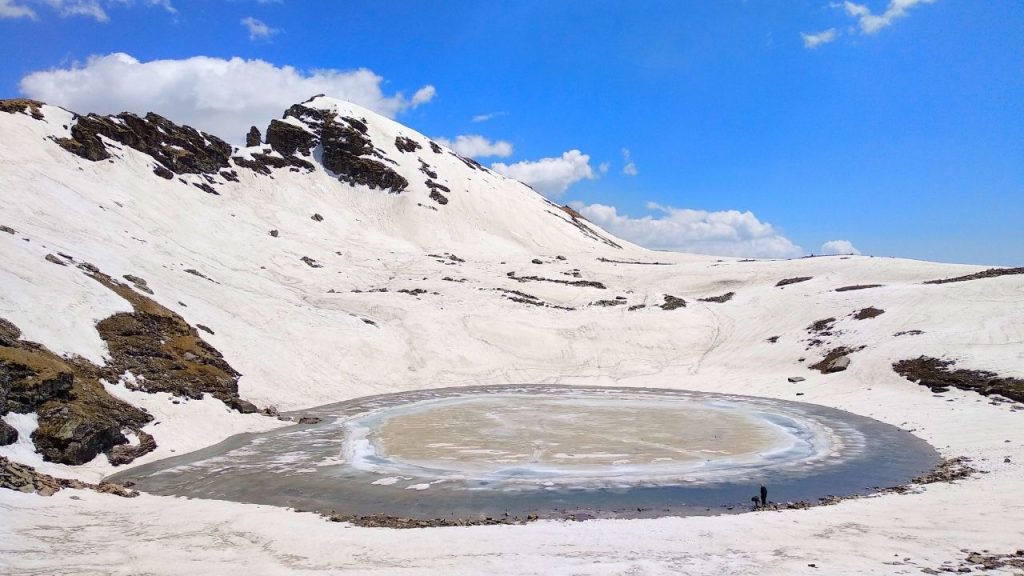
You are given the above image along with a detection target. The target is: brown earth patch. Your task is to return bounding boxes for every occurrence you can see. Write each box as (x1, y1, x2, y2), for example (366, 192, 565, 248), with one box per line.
(776, 276, 812, 287)
(893, 356, 1024, 403)
(852, 306, 884, 320)
(924, 267, 1024, 285)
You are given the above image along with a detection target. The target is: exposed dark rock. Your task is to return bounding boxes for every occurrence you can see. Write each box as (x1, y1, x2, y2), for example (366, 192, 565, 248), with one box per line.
(106, 430, 156, 466)
(493, 289, 574, 311)
(767, 335, 780, 343)
(246, 126, 262, 147)
(184, 268, 214, 282)
(835, 284, 882, 292)
(1, 456, 138, 497)
(53, 111, 232, 175)
(418, 159, 438, 179)
(153, 166, 173, 179)
(924, 267, 1024, 285)
(225, 397, 258, 413)
(596, 257, 671, 265)
(429, 141, 443, 154)
(853, 306, 884, 320)
(394, 136, 420, 153)
(507, 271, 606, 289)
(300, 256, 323, 268)
(269, 229, 279, 237)
(894, 356, 1024, 403)
(810, 346, 863, 374)
(44, 254, 66, 266)
(0, 225, 14, 234)
(122, 274, 153, 295)
(311, 213, 324, 222)
(297, 416, 322, 425)
(0, 420, 17, 445)
(429, 189, 448, 205)
(776, 276, 812, 287)
(550, 205, 622, 249)
(0, 98, 45, 120)
(699, 292, 734, 303)
(265, 104, 408, 193)
(531, 259, 544, 265)
(397, 288, 427, 296)
(220, 169, 239, 182)
(660, 295, 687, 310)
(894, 329, 924, 337)
(788, 376, 806, 383)
(591, 299, 626, 307)
(807, 317, 837, 336)
(627, 304, 646, 311)
(195, 324, 214, 335)
(193, 181, 218, 195)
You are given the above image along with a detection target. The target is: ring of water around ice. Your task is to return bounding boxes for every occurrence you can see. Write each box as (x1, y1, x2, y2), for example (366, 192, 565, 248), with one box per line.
(108, 385, 938, 520)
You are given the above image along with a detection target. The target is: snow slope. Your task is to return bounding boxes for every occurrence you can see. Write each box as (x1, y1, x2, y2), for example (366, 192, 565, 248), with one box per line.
(1, 97, 1023, 575)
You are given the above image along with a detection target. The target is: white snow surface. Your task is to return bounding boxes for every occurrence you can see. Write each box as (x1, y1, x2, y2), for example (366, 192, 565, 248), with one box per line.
(1, 98, 1023, 574)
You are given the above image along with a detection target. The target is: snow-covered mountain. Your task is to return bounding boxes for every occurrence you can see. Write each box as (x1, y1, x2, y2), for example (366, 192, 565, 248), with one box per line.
(1, 96, 1023, 575)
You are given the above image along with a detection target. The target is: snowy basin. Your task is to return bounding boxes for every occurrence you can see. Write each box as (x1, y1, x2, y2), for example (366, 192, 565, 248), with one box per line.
(108, 385, 940, 520)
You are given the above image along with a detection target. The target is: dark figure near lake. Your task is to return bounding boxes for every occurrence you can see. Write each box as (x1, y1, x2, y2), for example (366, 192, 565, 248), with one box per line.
(760, 484, 768, 507)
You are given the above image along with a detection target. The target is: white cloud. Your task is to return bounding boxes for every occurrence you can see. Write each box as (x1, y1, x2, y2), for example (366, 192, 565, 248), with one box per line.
(0, 0, 36, 18)
(435, 135, 513, 158)
(598, 161, 610, 174)
(491, 150, 595, 198)
(410, 85, 436, 107)
(1, 0, 174, 19)
(820, 239, 861, 255)
(471, 111, 506, 123)
(20, 53, 438, 142)
(571, 202, 804, 259)
(241, 16, 277, 40)
(621, 148, 637, 176)
(842, 0, 936, 35)
(801, 28, 839, 48)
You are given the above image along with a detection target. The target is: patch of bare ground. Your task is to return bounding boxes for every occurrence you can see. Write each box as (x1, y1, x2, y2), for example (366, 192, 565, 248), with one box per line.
(923, 267, 1024, 285)
(852, 306, 884, 320)
(326, 512, 540, 529)
(0, 456, 138, 497)
(0, 98, 45, 120)
(835, 284, 883, 292)
(699, 292, 735, 303)
(893, 356, 1024, 403)
(776, 276, 812, 287)
(660, 295, 687, 310)
(493, 288, 574, 311)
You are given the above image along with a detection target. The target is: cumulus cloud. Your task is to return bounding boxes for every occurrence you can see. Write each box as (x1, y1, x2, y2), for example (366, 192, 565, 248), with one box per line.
(491, 150, 596, 198)
(571, 202, 804, 259)
(842, 0, 935, 35)
(802, 28, 839, 48)
(410, 85, 436, 107)
(435, 135, 513, 158)
(621, 148, 637, 176)
(20, 53, 438, 142)
(241, 16, 277, 40)
(0, 0, 36, 18)
(820, 239, 861, 255)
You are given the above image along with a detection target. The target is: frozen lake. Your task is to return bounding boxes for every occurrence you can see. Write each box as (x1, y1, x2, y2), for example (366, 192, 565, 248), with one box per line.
(107, 385, 940, 520)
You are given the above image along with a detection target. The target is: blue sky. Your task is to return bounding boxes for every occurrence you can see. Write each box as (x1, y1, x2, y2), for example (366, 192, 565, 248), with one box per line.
(1, 1, 1021, 264)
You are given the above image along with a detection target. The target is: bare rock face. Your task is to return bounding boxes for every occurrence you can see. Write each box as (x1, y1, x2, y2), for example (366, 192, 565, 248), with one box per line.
(0, 98, 45, 120)
(265, 103, 409, 193)
(54, 111, 232, 175)
(0, 420, 16, 446)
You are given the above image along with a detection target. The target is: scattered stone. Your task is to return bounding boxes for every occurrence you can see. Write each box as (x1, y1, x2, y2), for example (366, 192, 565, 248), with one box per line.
(428, 189, 448, 205)
(195, 324, 214, 335)
(269, 229, 279, 237)
(106, 431, 157, 466)
(591, 299, 627, 307)
(531, 259, 543, 265)
(297, 416, 322, 425)
(766, 336, 780, 343)
(788, 376, 806, 383)
(152, 165, 173, 179)
(776, 276, 812, 287)
(852, 306, 884, 320)
(311, 213, 324, 222)
(0, 225, 14, 234)
(895, 330, 924, 337)
(507, 271, 606, 289)
(810, 346, 863, 374)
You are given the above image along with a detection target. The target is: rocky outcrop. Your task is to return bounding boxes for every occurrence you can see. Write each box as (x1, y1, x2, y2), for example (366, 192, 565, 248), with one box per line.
(924, 267, 1024, 285)
(1, 456, 138, 497)
(0, 98, 45, 120)
(776, 276, 812, 287)
(246, 126, 262, 147)
(0, 420, 16, 445)
(264, 104, 409, 193)
(660, 295, 687, 310)
(394, 136, 420, 153)
(53, 111, 232, 175)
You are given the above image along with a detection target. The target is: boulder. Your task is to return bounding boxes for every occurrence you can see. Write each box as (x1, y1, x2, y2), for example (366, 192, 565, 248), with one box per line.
(825, 355, 851, 373)
(246, 126, 262, 147)
(788, 376, 806, 383)
(0, 419, 17, 445)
